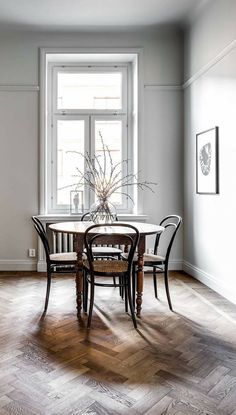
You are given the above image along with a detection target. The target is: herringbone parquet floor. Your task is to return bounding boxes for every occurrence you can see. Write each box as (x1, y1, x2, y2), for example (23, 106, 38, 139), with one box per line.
(1, 271, 236, 415)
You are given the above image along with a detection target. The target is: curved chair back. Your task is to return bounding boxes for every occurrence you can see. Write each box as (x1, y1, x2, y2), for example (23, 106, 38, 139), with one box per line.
(154, 215, 182, 263)
(81, 212, 91, 221)
(32, 216, 51, 264)
(81, 212, 118, 222)
(84, 223, 139, 275)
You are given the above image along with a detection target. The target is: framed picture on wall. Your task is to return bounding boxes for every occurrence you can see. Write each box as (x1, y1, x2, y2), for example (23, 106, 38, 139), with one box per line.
(196, 127, 219, 194)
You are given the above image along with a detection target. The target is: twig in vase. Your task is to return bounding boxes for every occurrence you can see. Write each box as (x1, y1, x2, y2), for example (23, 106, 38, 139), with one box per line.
(58, 133, 157, 203)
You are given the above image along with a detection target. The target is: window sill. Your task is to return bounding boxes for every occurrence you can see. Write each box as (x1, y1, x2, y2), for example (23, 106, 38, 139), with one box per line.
(37, 213, 148, 223)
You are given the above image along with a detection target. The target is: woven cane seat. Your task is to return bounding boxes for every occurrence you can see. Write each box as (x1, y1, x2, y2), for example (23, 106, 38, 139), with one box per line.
(83, 259, 128, 273)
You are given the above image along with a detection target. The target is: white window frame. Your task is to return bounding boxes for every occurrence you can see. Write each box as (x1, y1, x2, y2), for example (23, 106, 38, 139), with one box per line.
(47, 62, 132, 214)
(50, 115, 90, 212)
(39, 48, 143, 217)
(90, 114, 130, 211)
(53, 65, 128, 115)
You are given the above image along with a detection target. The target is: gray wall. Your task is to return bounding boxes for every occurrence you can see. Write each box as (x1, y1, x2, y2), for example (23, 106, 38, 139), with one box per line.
(184, 0, 236, 303)
(0, 28, 183, 270)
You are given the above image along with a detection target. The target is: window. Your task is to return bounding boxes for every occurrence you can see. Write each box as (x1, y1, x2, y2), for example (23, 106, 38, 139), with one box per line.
(46, 62, 133, 213)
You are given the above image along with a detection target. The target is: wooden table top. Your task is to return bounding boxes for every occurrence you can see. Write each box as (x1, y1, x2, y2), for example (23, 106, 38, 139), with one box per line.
(49, 221, 164, 236)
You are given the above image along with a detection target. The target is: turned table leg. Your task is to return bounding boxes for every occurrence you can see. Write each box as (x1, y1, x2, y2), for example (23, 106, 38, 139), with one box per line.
(136, 236, 145, 317)
(75, 235, 83, 318)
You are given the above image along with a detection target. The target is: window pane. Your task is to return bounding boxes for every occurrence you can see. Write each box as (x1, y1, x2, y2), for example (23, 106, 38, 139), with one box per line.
(57, 120, 85, 206)
(57, 72, 122, 110)
(95, 120, 123, 205)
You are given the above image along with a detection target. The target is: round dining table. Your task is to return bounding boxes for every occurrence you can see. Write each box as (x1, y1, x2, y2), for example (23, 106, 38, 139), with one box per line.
(49, 221, 164, 318)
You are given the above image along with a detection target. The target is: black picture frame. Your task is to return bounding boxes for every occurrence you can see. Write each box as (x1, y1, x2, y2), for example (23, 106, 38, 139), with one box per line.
(196, 127, 219, 194)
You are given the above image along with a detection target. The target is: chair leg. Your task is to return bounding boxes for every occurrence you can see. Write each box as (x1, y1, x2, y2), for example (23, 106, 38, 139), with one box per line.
(153, 266, 158, 298)
(119, 276, 122, 297)
(115, 255, 121, 290)
(124, 282, 128, 312)
(164, 266, 173, 311)
(127, 276, 137, 329)
(87, 277, 95, 329)
(44, 267, 52, 313)
(120, 276, 124, 299)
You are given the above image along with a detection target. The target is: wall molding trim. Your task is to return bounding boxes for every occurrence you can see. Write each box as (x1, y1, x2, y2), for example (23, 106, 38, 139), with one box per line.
(0, 260, 37, 271)
(144, 84, 182, 91)
(183, 38, 236, 89)
(0, 84, 39, 92)
(183, 260, 236, 305)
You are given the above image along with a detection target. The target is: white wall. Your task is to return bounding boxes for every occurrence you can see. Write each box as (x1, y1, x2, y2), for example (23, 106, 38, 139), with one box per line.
(184, 0, 236, 303)
(0, 27, 183, 270)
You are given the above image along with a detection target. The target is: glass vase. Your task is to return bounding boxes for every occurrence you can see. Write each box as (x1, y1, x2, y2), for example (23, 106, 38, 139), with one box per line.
(89, 198, 117, 224)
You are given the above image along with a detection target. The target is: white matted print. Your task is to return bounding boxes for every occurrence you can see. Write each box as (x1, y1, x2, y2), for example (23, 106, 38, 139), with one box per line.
(196, 127, 219, 194)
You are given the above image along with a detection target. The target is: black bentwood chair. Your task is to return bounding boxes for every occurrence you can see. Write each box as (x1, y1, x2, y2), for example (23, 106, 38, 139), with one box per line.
(81, 212, 123, 259)
(83, 223, 139, 329)
(132, 215, 182, 311)
(81, 212, 123, 288)
(32, 216, 77, 313)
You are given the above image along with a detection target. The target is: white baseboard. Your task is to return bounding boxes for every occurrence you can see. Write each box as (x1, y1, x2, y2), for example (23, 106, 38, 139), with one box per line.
(169, 260, 183, 271)
(37, 261, 47, 272)
(0, 260, 37, 271)
(183, 260, 236, 305)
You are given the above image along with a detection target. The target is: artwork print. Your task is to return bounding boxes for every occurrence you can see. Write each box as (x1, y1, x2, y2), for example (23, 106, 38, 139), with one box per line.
(196, 127, 219, 194)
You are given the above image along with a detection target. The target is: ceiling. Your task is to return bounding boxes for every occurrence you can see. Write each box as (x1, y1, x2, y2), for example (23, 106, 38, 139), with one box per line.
(0, 0, 210, 31)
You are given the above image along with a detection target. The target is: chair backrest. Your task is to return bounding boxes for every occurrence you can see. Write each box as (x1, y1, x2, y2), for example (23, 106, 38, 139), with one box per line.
(81, 212, 120, 249)
(80, 212, 91, 221)
(84, 223, 139, 274)
(154, 215, 182, 263)
(32, 216, 50, 263)
(81, 212, 118, 222)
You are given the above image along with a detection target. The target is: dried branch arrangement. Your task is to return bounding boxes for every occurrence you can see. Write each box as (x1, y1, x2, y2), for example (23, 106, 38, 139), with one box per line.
(61, 133, 156, 204)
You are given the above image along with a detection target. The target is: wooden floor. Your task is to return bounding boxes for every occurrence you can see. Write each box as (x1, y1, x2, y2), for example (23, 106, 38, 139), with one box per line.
(1, 271, 236, 415)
